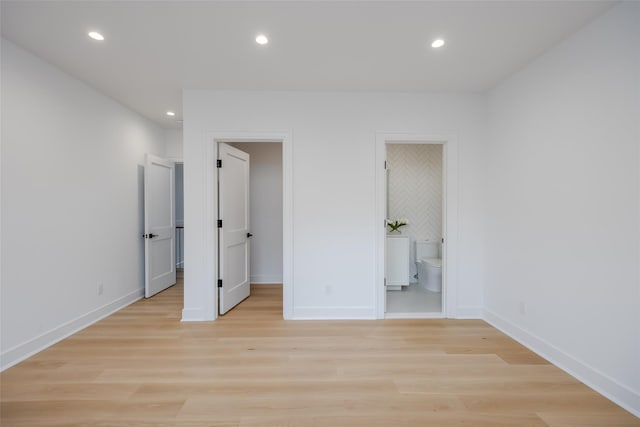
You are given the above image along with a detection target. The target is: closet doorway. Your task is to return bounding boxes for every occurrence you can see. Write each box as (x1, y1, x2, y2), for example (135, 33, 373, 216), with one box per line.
(218, 141, 284, 315)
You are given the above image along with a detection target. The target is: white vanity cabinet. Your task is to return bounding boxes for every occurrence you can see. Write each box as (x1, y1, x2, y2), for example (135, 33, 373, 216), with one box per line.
(385, 235, 410, 290)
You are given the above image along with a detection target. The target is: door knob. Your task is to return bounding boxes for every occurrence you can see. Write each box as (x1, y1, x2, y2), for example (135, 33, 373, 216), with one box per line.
(247, 233, 253, 238)
(143, 233, 157, 239)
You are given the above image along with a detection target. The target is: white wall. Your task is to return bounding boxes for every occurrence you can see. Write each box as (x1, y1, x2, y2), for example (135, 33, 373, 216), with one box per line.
(165, 128, 183, 159)
(183, 91, 486, 320)
(0, 39, 166, 369)
(231, 142, 283, 284)
(387, 144, 443, 280)
(485, 2, 640, 415)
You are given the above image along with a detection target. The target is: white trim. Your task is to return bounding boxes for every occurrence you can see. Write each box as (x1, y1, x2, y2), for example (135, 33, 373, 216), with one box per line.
(192, 130, 293, 321)
(250, 275, 283, 284)
(484, 309, 640, 417)
(292, 306, 376, 320)
(181, 307, 208, 322)
(375, 132, 459, 319)
(455, 306, 483, 319)
(385, 312, 445, 319)
(1, 289, 143, 371)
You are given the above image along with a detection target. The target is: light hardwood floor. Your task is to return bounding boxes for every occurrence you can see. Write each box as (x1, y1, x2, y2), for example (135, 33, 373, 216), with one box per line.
(1, 279, 638, 426)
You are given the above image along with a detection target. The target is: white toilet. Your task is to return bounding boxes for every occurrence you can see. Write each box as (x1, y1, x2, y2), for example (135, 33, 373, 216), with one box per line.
(416, 240, 442, 292)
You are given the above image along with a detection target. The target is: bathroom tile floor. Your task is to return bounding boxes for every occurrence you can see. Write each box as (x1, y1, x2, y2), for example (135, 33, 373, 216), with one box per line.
(386, 283, 442, 314)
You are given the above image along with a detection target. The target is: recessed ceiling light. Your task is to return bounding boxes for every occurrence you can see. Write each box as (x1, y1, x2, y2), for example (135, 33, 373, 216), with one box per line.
(88, 31, 104, 41)
(255, 34, 269, 45)
(166, 111, 175, 117)
(431, 39, 445, 48)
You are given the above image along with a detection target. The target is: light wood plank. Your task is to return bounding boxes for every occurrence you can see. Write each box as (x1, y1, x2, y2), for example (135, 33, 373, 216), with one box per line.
(1, 282, 637, 426)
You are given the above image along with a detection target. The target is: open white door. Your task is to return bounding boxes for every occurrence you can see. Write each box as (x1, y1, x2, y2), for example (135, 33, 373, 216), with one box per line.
(218, 143, 251, 314)
(144, 154, 176, 298)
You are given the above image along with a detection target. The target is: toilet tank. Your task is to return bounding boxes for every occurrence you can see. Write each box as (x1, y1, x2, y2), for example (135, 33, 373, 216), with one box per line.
(416, 240, 438, 260)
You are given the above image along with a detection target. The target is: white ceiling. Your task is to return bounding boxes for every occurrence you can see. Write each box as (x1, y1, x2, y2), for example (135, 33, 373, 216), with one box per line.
(1, 1, 615, 128)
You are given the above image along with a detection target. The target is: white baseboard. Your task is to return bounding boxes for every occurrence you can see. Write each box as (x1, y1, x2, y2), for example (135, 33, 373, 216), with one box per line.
(385, 312, 444, 319)
(292, 306, 376, 319)
(455, 305, 483, 319)
(181, 307, 212, 321)
(250, 274, 283, 284)
(483, 309, 640, 417)
(1, 289, 143, 372)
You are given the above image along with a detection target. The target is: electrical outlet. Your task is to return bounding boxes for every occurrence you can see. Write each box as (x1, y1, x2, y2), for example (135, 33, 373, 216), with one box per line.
(98, 282, 104, 295)
(324, 285, 332, 296)
(519, 301, 526, 315)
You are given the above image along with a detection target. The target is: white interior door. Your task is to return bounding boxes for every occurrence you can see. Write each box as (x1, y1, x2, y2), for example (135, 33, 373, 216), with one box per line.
(218, 143, 251, 314)
(144, 154, 176, 298)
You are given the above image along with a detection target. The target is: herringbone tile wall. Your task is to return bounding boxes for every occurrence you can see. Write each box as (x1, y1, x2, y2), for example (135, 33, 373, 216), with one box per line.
(387, 144, 442, 280)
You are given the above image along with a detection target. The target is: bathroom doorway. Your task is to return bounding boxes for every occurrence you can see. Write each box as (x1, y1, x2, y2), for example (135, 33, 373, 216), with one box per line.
(384, 142, 444, 318)
(375, 133, 459, 320)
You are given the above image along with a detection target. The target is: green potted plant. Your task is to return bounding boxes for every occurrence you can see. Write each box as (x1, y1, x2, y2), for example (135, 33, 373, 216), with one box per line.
(386, 218, 408, 234)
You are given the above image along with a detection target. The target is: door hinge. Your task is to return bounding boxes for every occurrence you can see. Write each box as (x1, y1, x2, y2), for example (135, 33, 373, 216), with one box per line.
(218, 279, 222, 288)
(442, 237, 445, 243)
(384, 160, 387, 169)
(217, 219, 222, 228)
(217, 159, 222, 168)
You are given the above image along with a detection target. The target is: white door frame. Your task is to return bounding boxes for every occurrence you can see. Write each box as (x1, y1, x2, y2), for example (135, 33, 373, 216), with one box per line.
(375, 132, 459, 319)
(203, 131, 293, 320)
